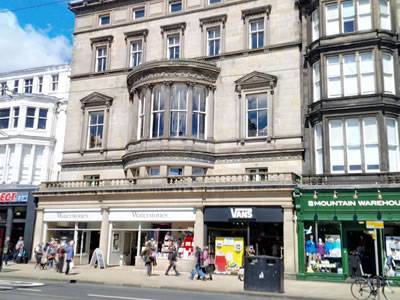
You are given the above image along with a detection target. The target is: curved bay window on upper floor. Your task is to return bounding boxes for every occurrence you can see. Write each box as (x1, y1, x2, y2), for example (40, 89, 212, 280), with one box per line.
(311, 0, 392, 42)
(313, 116, 400, 174)
(137, 83, 207, 140)
(312, 50, 395, 102)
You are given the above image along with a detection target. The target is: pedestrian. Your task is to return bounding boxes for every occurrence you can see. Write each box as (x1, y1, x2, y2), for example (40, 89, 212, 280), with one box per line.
(190, 246, 205, 280)
(34, 243, 44, 269)
(2, 236, 11, 266)
(56, 242, 66, 273)
(141, 240, 155, 276)
(65, 240, 74, 275)
(165, 243, 180, 276)
(202, 246, 214, 280)
(15, 236, 24, 262)
(47, 241, 56, 268)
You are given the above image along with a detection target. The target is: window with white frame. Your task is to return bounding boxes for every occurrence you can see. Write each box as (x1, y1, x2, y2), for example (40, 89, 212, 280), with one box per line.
(249, 18, 264, 49)
(169, 0, 182, 12)
(151, 86, 165, 138)
(167, 34, 180, 59)
(12, 107, 19, 128)
(130, 40, 143, 67)
(207, 26, 221, 56)
(24, 78, 33, 94)
(13, 80, 19, 94)
(38, 108, 48, 129)
(247, 93, 268, 137)
(326, 51, 375, 98)
(379, 0, 391, 30)
(329, 117, 379, 173)
(312, 9, 320, 41)
(51, 74, 59, 91)
(313, 62, 321, 102)
(192, 86, 206, 139)
(32, 145, 44, 185)
(25, 107, 35, 128)
(325, 0, 371, 36)
(387, 118, 400, 172)
(246, 168, 268, 181)
(88, 111, 104, 149)
(148, 166, 160, 176)
(382, 53, 395, 94)
(133, 7, 145, 19)
(19, 144, 32, 184)
(138, 96, 145, 139)
(0, 109, 10, 129)
(38, 76, 43, 93)
(95, 46, 107, 72)
(6, 145, 16, 183)
(168, 167, 183, 176)
(0, 82, 6, 96)
(170, 84, 187, 137)
(99, 14, 110, 26)
(314, 123, 324, 174)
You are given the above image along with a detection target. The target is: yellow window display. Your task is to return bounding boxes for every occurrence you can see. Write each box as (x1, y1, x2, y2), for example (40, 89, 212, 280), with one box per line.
(214, 237, 244, 274)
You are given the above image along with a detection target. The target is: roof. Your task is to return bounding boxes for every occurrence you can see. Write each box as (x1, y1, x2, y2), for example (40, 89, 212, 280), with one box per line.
(0, 64, 70, 78)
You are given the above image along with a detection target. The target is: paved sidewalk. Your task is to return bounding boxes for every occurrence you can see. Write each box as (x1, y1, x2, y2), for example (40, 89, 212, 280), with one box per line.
(0, 263, 398, 300)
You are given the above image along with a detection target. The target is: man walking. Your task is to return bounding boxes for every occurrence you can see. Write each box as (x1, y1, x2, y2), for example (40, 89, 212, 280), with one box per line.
(2, 236, 10, 266)
(65, 240, 74, 275)
(190, 246, 205, 280)
(165, 244, 180, 276)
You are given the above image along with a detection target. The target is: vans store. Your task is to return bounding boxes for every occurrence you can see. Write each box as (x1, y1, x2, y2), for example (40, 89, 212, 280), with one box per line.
(295, 189, 400, 281)
(204, 207, 283, 274)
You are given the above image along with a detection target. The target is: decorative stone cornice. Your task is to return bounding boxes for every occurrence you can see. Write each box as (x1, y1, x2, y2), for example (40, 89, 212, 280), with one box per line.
(127, 59, 220, 93)
(199, 14, 227, 30)
(241, 5, 272, 21)
(160, 22, 186, 36)
(124, 29, 149, 41)
(90, 35, 113, 46)
(235, 71, 277, 93)
(80, 92, 113, 109)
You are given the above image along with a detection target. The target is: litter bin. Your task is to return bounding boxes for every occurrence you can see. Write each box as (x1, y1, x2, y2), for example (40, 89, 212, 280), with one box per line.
(243, 255, 284, 293)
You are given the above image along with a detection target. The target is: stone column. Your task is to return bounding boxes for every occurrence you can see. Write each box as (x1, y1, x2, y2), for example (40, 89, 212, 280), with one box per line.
(187, 83, 193, 138)
(99, 207, 110, 262)
(283, 206, 296, 276)
(193, 207, 204, 248)
(163, 83, 172, 138)
(144, 85, 152, 139)
(31, 208, 44, 259)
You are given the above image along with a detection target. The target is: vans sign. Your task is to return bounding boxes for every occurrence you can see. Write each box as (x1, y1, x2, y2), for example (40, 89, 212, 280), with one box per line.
(230, 208, 253, 219)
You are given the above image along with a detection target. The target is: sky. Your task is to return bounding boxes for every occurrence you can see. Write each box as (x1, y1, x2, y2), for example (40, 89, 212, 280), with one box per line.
(0, 0, 75, 73)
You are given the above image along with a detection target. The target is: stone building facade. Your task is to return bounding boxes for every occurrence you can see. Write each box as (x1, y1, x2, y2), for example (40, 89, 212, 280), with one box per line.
(34, 0, 303, 274)
(0, 64, 70, 258)
(297, 0, 400, 281)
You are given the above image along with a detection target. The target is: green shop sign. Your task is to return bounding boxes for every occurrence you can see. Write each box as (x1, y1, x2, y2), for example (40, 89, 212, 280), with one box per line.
(307, 199, 400, 208)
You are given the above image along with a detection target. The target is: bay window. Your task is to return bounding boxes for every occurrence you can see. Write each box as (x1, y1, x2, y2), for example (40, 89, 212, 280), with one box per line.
(170, 84, 187, 137)
(325, 0, 372, 36)
(151, 86, 165, 138)
(247, 93, 268, 137)
(313, 62, 321, 102)
(326, 51, 375, 98)
(192, 86, 206, 139)
(387, 118, 400, 172)
(314, 123, 324, 174)
(382, 53, 395, 94)
(328, 117, 379, 173)
(0, 108, 10, 129)
(379, 0, 391, 30)
(138, 96, 145, 139)
(312, 10, 320, 41)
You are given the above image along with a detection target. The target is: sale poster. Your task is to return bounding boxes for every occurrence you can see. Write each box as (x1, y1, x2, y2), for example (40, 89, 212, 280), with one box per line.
(214, 237, 244, 274)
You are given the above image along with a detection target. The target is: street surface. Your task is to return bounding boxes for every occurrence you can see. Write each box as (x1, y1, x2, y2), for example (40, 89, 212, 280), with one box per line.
(0, 281, 292, 300)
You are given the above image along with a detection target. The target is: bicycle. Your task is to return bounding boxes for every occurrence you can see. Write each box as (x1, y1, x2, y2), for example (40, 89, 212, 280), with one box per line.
(351, 274, 395, 300)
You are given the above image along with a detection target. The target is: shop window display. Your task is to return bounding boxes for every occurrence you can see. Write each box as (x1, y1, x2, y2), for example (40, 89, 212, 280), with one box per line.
(304, 222, 343, 274)
(384, 224, 400, 277)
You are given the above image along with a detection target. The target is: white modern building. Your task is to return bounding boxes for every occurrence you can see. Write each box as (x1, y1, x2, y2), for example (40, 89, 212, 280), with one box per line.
(0, 64, 70, 257)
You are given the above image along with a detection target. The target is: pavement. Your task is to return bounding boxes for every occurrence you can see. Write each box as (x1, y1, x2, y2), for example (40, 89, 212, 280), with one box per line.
(0, 263, 398, 300)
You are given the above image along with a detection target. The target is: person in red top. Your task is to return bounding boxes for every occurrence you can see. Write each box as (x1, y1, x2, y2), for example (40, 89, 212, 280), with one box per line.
(56, 241, 66, 273)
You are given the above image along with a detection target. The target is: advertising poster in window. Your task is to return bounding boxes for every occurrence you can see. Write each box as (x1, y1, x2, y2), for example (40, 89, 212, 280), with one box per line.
(385, 236, 400, 277)
(214, 237, 244, 274)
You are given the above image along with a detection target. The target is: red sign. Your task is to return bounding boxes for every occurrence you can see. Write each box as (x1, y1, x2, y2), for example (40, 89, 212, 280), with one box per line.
(0, 192, 17, 202)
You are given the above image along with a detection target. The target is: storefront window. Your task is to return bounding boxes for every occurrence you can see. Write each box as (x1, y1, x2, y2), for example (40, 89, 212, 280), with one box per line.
(304, 221, 343, 274)
(383, 223, 400, 277)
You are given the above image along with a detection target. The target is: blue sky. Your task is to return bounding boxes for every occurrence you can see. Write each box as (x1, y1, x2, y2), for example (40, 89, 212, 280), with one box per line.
(0, 0, 74, 72)
(0, 0, 74, 42)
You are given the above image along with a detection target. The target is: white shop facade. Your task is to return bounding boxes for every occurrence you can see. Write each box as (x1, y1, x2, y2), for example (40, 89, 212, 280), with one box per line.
(108, 208, 196, 269)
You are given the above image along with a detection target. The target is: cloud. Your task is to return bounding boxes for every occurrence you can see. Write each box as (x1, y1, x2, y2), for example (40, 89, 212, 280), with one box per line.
(0, 11, 72, 73)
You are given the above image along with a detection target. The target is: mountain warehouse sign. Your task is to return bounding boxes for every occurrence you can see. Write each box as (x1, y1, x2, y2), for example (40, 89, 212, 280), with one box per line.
(308, 200, 400, 208)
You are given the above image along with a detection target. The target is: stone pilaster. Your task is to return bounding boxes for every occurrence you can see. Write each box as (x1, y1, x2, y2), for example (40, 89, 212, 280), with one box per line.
(193, 207, 204, 248)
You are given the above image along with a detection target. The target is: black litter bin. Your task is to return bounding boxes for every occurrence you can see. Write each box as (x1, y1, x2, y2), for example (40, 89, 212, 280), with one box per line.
(243, 255, 284, 293)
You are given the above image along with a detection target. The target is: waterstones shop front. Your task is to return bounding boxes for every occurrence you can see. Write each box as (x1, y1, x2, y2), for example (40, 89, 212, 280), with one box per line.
(295, 189, 400, 281)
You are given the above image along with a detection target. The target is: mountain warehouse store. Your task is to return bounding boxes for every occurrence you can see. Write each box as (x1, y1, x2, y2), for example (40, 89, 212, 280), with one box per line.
(295, 189, 400, 281)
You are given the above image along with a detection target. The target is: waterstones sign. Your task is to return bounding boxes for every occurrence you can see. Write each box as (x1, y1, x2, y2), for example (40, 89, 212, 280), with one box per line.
(307, 199, 400, 208)
(44, 209, 102, 222)
(109, 208, 196, 222)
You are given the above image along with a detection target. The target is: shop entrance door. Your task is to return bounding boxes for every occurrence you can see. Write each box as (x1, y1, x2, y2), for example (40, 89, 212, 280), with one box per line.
(123, 231, 139, 266)
(346, 230, 377, 275)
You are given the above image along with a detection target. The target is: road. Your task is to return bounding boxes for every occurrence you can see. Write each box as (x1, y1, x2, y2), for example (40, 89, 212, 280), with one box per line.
(0, 281, 290, 300)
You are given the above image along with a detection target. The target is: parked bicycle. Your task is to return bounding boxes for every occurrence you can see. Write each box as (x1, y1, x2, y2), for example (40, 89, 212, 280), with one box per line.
(351, 273, 395, 300)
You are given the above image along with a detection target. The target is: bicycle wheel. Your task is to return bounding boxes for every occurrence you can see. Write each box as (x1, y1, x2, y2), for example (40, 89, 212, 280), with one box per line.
(351, 279, 371, 300)
(382, 282, 395, 300)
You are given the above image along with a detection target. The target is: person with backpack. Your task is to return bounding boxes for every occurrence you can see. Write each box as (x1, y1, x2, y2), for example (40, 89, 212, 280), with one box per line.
(165, 243, 180, 276)
(190, 246, 205, 280)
